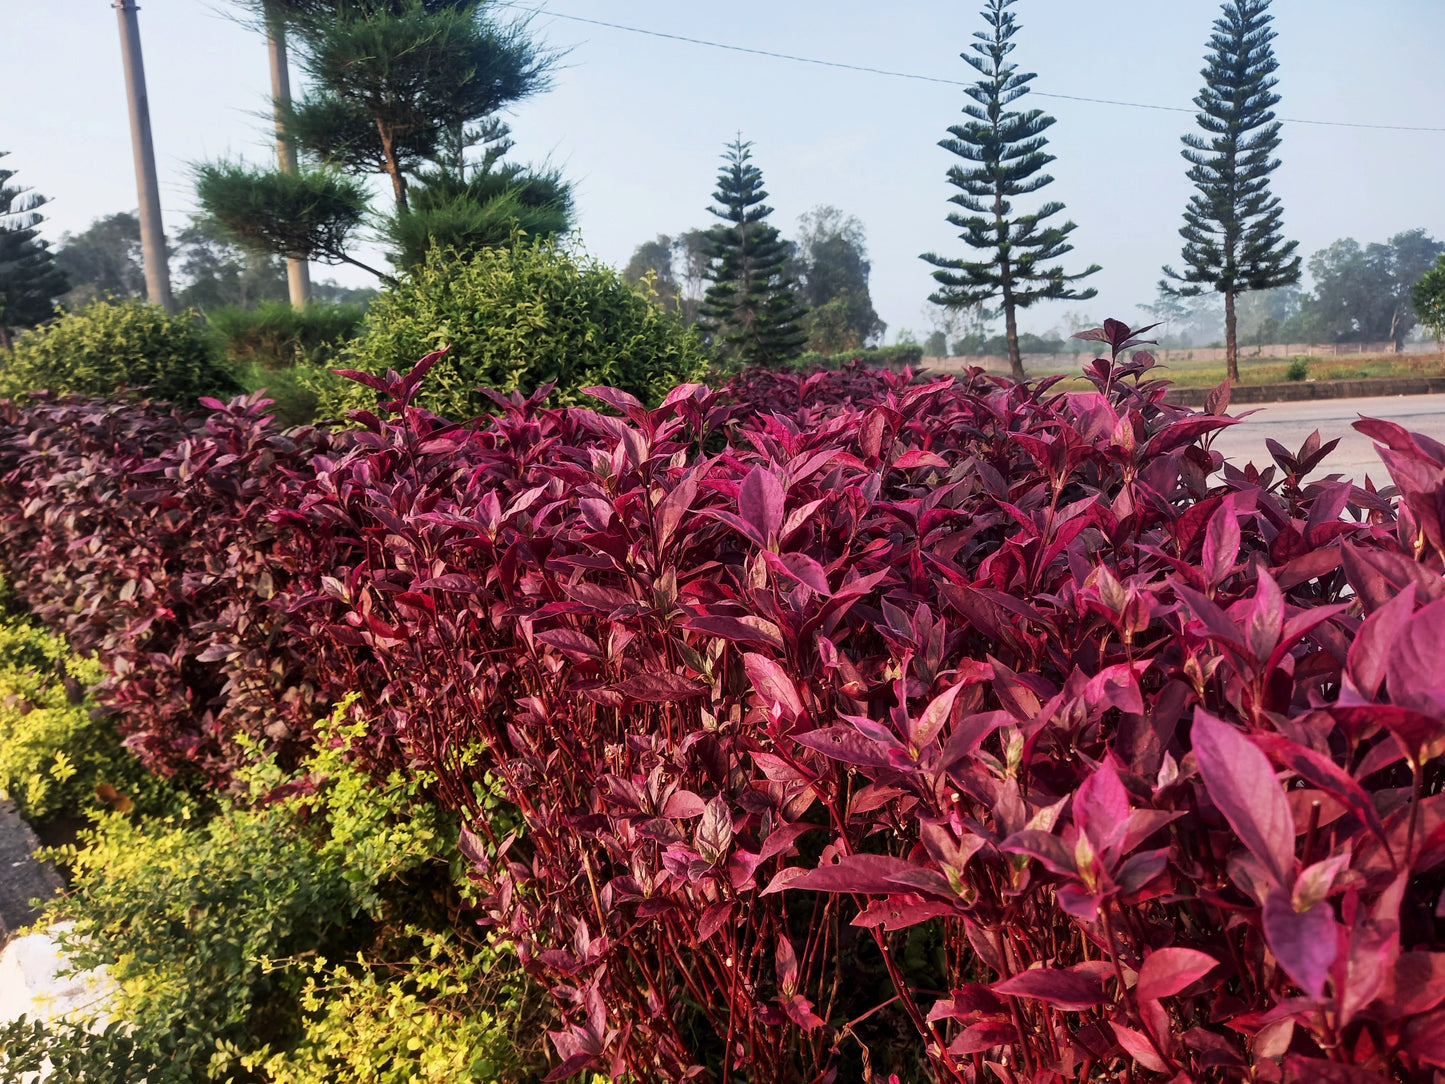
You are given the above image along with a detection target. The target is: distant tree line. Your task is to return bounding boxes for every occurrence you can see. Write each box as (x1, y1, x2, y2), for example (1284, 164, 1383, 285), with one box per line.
(52, 211, 377, 313)
(1141, 228, 1444, 350)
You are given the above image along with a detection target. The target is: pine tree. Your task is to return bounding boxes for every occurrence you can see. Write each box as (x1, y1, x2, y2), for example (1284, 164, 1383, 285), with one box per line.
(697, 138, 806, 368)
(1163, 0, 1300, 384)
(199, 0, 564, 279)
(0, 154, 68, 351)
(921, 0, 1097, 382)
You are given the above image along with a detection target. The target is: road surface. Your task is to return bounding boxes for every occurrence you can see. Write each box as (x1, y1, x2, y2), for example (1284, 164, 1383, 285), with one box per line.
(1207, 393, 1445, 486)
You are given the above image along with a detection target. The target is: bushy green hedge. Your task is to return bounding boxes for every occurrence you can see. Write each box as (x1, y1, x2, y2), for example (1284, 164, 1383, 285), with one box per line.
(788, 343, 923, 370)
(0, 299, 237, 405)
(209, 301, 366, 427)
(38, 702, 551, 1083)
(0, 608, 175, 823)
(208, 301, 365, 371)
(313, 238, 710, 420)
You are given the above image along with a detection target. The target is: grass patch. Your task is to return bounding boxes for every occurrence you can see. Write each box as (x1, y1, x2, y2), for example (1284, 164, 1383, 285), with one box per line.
(1023, 350, 1445, 389)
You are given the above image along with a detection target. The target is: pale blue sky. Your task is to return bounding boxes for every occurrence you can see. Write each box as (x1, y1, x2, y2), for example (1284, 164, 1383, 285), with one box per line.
(6, 1, 1444, 339)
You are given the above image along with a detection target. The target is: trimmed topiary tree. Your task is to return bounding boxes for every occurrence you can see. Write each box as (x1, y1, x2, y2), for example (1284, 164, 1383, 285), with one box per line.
(0, 299, 237, 404)
(317, 236, 710, 420)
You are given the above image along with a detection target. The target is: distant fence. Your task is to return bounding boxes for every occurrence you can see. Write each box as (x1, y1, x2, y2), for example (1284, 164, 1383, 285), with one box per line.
(922, 339, 1442, 374)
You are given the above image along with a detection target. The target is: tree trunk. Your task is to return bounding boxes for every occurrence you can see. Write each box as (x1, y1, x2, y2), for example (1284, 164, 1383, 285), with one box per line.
(376, 122, 408, 211)
(1224, 288, 1239, 384)
(0, 325, 11, 352)
(113, 0, 174, 313)
(1004, 298, 1024, 382)
(266, 9, 311, 309)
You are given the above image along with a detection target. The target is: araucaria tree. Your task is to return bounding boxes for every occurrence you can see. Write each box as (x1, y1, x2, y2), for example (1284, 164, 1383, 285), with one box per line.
(922, 0, 1097, 382)
(199, 0, 567, 278)
(1163, 0, 1300, 383)
(0, 153, 68, 351)
(697, 138, 806, 368)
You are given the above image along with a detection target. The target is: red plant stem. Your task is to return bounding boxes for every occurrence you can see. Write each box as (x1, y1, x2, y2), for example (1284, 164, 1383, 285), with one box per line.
(1302, 799, 1322, 866)
(990, 927, 1038, 1080)
(1408, 759, 1424, 867)
(1102, 901, 1175, 1074)
(867, 924, 967, 1083)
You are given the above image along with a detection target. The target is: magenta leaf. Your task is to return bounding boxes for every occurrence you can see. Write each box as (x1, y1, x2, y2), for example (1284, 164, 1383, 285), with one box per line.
(1386, 597, 1445, 729)
(851, 894, 956, 930)
(1074, 760, 1130, 856)
(947, 1020, 1017, 1056)
(1192, 709, 1296, 888)
(1202, 494, 1240, 587)
(1112, 1023, 1169, 1074)
(993, 967, 1106, 1011)
(910, 681, 966, 752)
(738, 465, 785, 543)
(795, 726, 894, 768)
(1347, 584, 1416, 699)
(611, 672, 707, 702)
(742, 652, 806, 721)
(1262, 888, 1339, 1000)
(761, 549, 832, 596)
(1135, 947, 1218, 1001)
(780, 854, 919, 895)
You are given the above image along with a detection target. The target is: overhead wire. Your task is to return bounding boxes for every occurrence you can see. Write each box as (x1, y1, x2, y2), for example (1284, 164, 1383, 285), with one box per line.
(493, 2, 1445, 135)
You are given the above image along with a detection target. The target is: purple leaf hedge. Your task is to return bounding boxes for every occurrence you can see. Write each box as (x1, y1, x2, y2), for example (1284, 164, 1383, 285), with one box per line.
(2, 327, 1445, 1082)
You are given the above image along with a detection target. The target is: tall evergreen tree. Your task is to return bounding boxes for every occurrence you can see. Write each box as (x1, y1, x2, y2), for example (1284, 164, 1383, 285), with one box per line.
(1162, 0, 1300, 383)
(0, 154, 68, 350)
(199, 0, 565, 278)
(922, 0, 1097, 382)
(697, 138, 806, 368)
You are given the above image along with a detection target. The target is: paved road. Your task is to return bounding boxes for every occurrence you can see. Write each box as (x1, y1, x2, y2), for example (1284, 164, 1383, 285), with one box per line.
(1208, 393, 1445, 485)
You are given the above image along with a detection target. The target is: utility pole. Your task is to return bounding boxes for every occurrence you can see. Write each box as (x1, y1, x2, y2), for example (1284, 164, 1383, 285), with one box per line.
(266, 6, 312, 308)
(113, 0, 174, 312)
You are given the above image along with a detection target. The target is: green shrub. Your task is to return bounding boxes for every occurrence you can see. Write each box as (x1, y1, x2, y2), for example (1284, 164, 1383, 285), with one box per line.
(1285, 357, 1309, 381)
(207, 301, 365, 371)
(0, 612, 176, 823)
(0, 1015, 189, 1084)
(0, 299, 237, 405)
(41, 703, 548, 1082)
(207, 302, 366, 427)
(316, 237, 710, 420)
(231, 361, 324, 428)
(789, 343, 924, 371)
(258, 928, 550, 1084)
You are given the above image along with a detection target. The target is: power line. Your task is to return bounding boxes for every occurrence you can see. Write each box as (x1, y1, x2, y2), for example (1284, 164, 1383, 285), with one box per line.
(495, 3, 1445, 135)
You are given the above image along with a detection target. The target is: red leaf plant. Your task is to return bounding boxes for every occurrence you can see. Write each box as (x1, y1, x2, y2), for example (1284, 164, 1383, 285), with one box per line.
(0, 391, 347, 780)
(5, 325, 1445, 1082)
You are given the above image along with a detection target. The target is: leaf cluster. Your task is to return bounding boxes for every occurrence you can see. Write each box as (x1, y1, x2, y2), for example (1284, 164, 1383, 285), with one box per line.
(318, 236, 710, 420)
(0, 605, 177, 822)
(0, 391, 346, 781)
(233, 324, 1444, 1082)
(7, 320, 1445, 1081)
(35, 701, 538, 1081)
(194, 163, 371, 269)
(0, 299, 238, 405)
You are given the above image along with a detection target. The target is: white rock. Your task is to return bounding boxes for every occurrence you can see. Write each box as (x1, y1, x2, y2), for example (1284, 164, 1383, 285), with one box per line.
(0, 923, 115, 1026)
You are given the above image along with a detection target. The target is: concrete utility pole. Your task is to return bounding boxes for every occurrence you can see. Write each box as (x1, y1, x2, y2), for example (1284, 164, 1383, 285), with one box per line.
(113, 0, 174, 312)
(266, 8, 312, 308)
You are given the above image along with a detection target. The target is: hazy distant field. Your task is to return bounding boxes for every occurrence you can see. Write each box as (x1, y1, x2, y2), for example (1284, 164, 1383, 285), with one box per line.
(1022, 348, 1445, 389)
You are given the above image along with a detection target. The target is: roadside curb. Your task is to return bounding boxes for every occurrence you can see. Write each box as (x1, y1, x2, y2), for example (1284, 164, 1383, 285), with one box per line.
(1165, 376, 1445, 408)
(0, 800, 63, 945)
